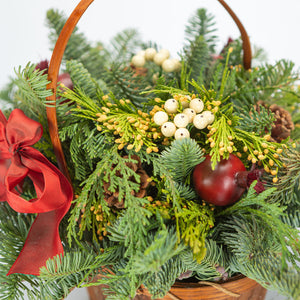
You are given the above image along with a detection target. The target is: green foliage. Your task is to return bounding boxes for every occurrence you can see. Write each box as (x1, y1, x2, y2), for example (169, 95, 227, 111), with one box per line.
(108, 29, 142, 62)
(65, 60, 99, 99)
(175, 202, 214, 262)
(160, 138, 204, 184)
(217, 183, 300, 270)
(238, 105, 275, 136)
(1, 4, 300, 300)
(183, 8, 217, 85)
(230, 60, 298, 109)
(104, 63, 152, 108)
(46, 9, 107, 79)
(220, 216, 300, 299)
(269, 148, 300, 206)
(0, 204, 40, 300)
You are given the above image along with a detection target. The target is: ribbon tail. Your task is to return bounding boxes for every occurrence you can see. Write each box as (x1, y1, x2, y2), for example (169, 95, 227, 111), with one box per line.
(7, 209, 65, 276)
(6, 148, 73, 276)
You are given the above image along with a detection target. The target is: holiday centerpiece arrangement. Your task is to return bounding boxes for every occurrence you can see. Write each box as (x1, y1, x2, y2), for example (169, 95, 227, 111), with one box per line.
(0, 0, 300, 299)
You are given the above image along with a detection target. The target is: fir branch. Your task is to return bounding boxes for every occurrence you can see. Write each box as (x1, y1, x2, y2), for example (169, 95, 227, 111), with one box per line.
(179, 240, 229, 281)
(105, 63, 152, 108)
(39, 244, 121, 300)
(143, 255, 186, 299)
(65, 60, 99, 99)
(13, 63, 52, 124)
(131, 226, 186, 274)
(217, 183, 300, 270)
(160, 138, 204, 184)
(46, 9, 107, 79)
(222, 217, 300, 299)
(109, 29, 142, 62)
(237, 104, 275, 136)
(268, 148, 300, 205)
(0, 204, 40, 300)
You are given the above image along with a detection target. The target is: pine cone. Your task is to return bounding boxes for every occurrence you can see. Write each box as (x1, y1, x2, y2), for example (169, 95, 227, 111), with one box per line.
(269, 104, 294, 142)
(256, 101, 294, 142)
(103, 155, 150, 209)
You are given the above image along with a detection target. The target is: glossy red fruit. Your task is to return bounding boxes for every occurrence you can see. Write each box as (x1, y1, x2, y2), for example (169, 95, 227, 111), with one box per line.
(193, 154, 247, 206)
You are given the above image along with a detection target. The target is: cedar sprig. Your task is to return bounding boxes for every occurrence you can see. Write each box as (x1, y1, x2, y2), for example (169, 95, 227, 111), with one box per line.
(96, 94, 161, 153)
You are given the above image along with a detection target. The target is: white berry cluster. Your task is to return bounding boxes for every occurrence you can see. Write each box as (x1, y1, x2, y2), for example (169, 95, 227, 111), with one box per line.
(131, 48, 181, 73)
(153, 96, 215, 140)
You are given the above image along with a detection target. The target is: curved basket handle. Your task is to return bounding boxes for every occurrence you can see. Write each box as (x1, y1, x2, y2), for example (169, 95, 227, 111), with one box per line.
(46, 0, 251, 180)
(46, 0, 94, 181)
(217, 0, 252, 69)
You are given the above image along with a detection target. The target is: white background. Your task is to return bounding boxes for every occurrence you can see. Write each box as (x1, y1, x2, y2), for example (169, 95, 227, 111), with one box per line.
(1, 1, 298, 299)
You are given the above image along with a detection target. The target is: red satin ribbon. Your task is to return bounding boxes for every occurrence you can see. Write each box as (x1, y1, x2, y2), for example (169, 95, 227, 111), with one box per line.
(0, 109, 73, 275)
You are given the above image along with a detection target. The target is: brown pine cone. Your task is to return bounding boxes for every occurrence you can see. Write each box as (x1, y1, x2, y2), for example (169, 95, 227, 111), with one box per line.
(256, 101, 294, 142)
(103, 155, 150, 209)
(269, 104, 294, 142)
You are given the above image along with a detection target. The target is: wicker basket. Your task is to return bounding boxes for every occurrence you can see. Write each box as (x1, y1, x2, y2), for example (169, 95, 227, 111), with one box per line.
(46, 1, 265, 300)
(86, 275, 267, 300)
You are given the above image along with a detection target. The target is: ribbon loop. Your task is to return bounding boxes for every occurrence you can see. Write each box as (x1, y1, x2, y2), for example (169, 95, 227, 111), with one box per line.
(0, 109, 73, 275)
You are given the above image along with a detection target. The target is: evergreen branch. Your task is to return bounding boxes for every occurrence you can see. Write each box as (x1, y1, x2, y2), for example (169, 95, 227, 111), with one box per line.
(217, 183, 300, 270)
(269, 148, 300, 205)
(65, 60, 99, 99)
(132, 226, 186, 274)
(13, 63, 52, 125)
(175, 201, 214, 262)
(46, 9, 107, 79)
(39, 245, 121, 300)
(109, 29, 142, 62)
(160, 138, 204, 184)
(0, 204, 40, 300)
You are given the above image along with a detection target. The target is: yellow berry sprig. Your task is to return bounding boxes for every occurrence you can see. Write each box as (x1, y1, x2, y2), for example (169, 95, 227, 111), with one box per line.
(234, 130, 284, 183)
(96, 95, 161, 153)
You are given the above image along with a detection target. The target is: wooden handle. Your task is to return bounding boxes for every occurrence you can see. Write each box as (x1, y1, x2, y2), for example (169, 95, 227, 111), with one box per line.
(45, 0, 251, 181)
(46, 0, 94, 181)
(217, 0, 252, 69)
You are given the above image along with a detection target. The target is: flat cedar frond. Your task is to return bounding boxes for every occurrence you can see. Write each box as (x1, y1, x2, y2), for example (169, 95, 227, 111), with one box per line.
(175, 201, 214, 262)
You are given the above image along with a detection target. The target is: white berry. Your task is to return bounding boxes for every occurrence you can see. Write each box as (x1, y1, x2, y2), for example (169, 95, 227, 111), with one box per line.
(158, 49, 170, 59)
(131, 55, 145, 67)
(183, 108, 196, 123)
(153, 111, 168, 126)
(174, 113, 189, 128)
(171, 58, 181, 71)
(145, 48, 157, 61)
(189, 98, 204, 113)
(137, 50, 146, 57)
(175, 128, 190, 140)
(162, 59, 176, 72)
(193, 114, 208, 129)
(154, 53, 167, 66)
(164, 98, 179, 114)
(161, 122, 176, 137)
(202, 110, 215, 124)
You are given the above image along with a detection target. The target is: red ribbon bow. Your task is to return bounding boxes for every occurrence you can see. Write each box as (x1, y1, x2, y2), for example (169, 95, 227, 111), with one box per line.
(0, 109, 73, 275)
